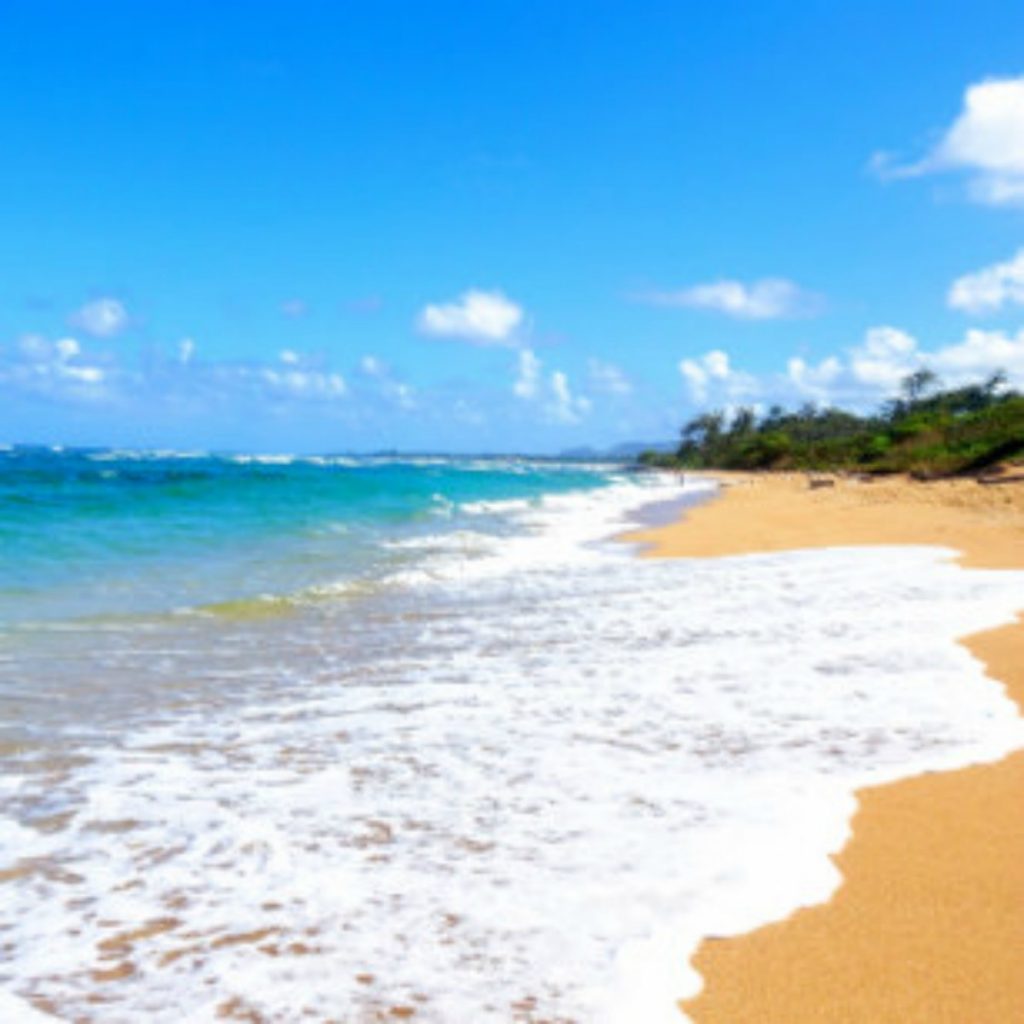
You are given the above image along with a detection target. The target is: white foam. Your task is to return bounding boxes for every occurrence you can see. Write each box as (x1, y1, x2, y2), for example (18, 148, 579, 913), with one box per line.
(383, 530, 501, 554)
(299, 455, 360, 467)
(227, 453, 299, 465)
(86, 448, 210, 461)
(0, 990, 57, 1023)
(382, 472, 708, 588)
(1, 475, 1023, 1022)
(458, 496, 536, 515)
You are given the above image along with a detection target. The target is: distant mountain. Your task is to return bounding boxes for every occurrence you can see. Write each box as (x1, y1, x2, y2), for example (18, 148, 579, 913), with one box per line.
(558, 440, 676, 460)
(608, 440, 676, 458)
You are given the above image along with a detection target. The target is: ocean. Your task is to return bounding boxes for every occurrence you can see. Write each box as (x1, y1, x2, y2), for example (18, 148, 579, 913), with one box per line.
(1, 447, 1023, 1023)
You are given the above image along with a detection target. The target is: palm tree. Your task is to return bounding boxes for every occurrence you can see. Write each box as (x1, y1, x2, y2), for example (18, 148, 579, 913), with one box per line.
(900, 368, 939, 404)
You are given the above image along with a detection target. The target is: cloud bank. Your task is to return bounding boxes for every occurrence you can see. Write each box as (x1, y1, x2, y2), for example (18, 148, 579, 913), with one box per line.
(680, 325, 1024, 411)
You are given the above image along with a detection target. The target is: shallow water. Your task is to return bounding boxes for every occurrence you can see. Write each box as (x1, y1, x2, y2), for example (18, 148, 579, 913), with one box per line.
(1, 453, 1023, 1022)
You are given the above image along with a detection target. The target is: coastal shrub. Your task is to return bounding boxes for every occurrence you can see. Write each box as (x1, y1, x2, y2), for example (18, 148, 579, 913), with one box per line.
(661, 371, 1024, 477)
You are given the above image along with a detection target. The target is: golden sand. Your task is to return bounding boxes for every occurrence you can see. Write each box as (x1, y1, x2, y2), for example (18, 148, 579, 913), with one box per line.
(629, 472, 1024, 1024)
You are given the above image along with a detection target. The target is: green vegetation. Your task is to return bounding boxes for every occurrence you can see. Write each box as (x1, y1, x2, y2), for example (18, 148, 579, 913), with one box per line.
(640, 371, 1024, 478)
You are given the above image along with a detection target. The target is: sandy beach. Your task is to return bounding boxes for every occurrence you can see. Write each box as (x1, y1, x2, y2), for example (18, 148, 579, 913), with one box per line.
(631, 472, 1024, 1023)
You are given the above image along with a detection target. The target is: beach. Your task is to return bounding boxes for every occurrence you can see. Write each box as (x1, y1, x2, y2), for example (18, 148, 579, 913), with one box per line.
(631, 472, 1024, 1022)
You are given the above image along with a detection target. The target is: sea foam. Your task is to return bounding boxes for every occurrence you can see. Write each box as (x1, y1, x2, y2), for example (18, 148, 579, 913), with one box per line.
(1, 475, 1023, 1022)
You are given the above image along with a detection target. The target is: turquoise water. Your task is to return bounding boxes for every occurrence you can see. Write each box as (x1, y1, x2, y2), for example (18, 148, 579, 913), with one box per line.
(0, 446, 624, 626)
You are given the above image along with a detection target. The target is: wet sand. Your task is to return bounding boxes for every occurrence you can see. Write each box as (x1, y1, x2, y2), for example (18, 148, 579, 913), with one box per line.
(630, 472, 1024, 1023)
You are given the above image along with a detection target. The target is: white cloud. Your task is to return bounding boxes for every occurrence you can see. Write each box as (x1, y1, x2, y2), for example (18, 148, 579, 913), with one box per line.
(55, 337, 81, 361)
(642, 278, 820, 320)
(786, 355, 843, 401)
(848, 326, 918, 390)
(873, 76, 1024, 206)
(53, 337, 105, 384)
(587, 358, 632, 396)
(679, 352, 718, 401)
(357, 355, 415, 409)
(417, 289, 524, 345)
(513, 348, 542, 399)
(1, 336, 431, 420)
(779, 324, 1024, 407)
(3, 334, 108, 398)
(62, 364, 105, 384)
(680, 329, 921, 411)
(702, 350, 730, 377)
(679, 349, 755, 403)
(549, 370, 591, 423)
(248, 349, 348, 400)
(261, 367, 347, 400)
(280, 298, 308, 319)
(948, 249, 1024, 314)
(931, 327, 1024, 381)
(69, 297, 129, 338)
(512, 349, 590, 423)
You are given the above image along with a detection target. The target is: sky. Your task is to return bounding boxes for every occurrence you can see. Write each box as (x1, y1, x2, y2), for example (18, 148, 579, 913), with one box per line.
(2, 1, 1024, 453)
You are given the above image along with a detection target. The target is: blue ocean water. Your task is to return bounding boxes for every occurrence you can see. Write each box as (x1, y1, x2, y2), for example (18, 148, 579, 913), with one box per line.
(0, 446, 627, 627)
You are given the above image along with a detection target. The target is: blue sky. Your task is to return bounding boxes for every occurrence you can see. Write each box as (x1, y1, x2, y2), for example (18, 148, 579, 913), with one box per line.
(2, 1, 1024, 453)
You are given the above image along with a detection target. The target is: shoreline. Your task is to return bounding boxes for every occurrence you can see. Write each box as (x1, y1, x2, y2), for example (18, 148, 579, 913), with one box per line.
(629, 471, 1024, 1023)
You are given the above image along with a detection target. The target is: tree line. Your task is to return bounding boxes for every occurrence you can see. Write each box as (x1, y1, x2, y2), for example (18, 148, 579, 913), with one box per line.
(640, 370, 1024, 477)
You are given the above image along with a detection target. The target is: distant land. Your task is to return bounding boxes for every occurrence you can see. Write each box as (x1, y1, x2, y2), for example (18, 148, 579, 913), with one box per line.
(558, 441, 676, 460)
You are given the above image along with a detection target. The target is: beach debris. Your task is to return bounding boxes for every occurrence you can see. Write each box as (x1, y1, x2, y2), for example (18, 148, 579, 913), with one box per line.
(977, 472, 1024, 486)
(807, 475, 836, 489)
